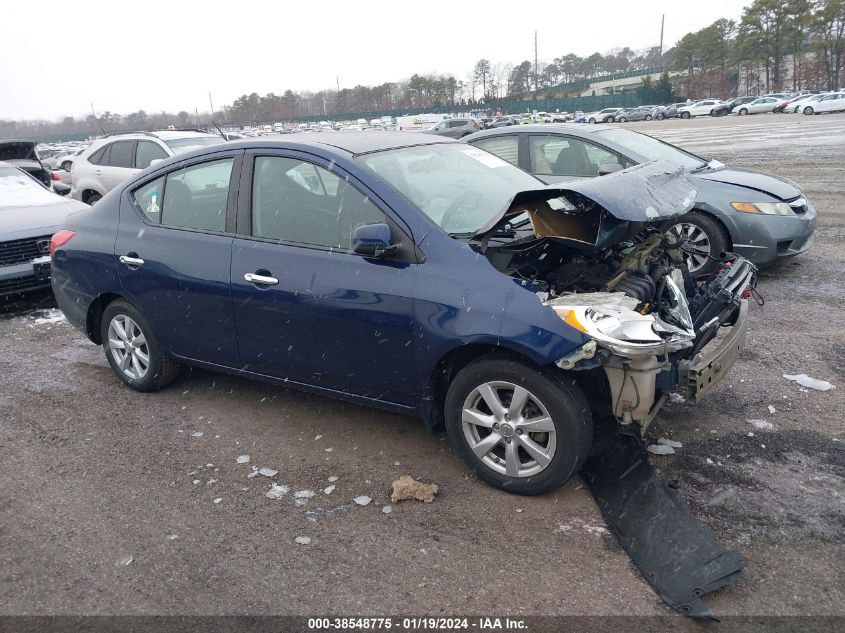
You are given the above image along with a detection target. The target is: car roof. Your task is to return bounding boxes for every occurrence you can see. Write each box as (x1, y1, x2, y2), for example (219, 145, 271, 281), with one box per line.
(466, 123, 607, 138)
(225, 131, 454, 156)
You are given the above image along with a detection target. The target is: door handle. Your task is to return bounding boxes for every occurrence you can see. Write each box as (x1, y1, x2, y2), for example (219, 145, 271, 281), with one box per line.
(95, 169, 102, 175)
(244, 272, 279, 286)
(119, 255, 145, 267)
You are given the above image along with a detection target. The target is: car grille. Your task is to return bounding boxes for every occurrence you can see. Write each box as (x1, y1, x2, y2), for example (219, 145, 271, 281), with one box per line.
(0, 275, 50, 295)
(0, 235, 52, 266)
(787, 197, 808, 215)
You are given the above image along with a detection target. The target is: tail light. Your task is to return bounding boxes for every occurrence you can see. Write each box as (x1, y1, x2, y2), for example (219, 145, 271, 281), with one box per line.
(50, 230, 76, 256)
(51, 171, 62, 181)
(473, 121, 479, 128)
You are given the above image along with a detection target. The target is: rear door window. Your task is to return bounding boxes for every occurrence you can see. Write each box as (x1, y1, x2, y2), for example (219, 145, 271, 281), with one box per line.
(108, 141, 135, 168)
(471, 136, 519, 167)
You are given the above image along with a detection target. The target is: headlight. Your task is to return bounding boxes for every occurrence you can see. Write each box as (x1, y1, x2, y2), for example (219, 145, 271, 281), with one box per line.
(731, 201, 794, 215)
(553, 305, 694, 357)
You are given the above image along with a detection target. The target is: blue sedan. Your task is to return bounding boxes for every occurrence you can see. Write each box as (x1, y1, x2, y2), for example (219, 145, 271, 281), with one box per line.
(51, 132, 755, 495)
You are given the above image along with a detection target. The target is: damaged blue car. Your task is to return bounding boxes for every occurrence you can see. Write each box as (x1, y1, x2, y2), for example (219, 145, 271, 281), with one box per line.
(51, 132, 756, 496)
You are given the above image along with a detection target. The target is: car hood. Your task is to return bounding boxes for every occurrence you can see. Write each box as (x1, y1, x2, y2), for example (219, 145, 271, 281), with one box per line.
(694, 166, 801, 201)
(474, 159, 697, 240)
(0, 196, 87, 235)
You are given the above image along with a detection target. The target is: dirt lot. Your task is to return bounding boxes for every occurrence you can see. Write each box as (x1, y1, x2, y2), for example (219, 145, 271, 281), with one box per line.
(1, 115, 843, 620)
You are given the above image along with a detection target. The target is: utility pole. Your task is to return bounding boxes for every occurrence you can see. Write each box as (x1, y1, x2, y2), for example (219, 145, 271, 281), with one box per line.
(659, 14, 665, 65)
(208, 92, 215, 120)
(534, 31, 539, 93)
(195, 107, 200, 128)
(336, 76, 340, 93)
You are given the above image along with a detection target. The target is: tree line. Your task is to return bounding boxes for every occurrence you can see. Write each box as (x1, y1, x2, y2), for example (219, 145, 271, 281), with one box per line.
(2, 0, 842, 138)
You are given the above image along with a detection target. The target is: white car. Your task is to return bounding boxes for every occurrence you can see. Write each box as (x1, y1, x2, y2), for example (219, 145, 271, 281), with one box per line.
(678, 100, 724, 118)
(732, 96, 779, 115)
(586, 108, 622, 123)
(54, 147, 87, 171)
(802, 92, 845, 115)
(71, 130, 225, 205)
(777, 94, 819, 113)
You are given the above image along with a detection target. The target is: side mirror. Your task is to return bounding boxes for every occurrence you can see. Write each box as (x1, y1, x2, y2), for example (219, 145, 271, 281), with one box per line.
(352, 222, 396, 257)
(598, 163, 624, 176)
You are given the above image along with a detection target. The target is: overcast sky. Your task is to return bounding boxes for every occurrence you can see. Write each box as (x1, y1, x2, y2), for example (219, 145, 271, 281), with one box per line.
(1, 0, 748, 120)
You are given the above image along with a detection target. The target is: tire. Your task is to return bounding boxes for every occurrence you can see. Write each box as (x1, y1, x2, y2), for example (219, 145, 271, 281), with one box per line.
(589, 118, 596, 124)
(645, 114, 652, 121)
(617, 116, 626, 123)
(60, 160, 72, 171)
(739, 108, 748, 116)
(663, 212, 730, 275)
(681, 111, 691, 119)
(803, 106, 814, 115)
(444, 355, 592, 495)
(709, 109, 715, 116)
(655, 113, 664, 120)
(86, 192, 102, 205)
(100, 299, 180, 392)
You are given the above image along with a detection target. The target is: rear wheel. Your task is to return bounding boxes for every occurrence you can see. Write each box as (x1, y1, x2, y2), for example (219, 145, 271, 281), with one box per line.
(655, 112, 665, 120)
(445, 356, 592, 495)
(86, 192, 102, 205)
(739, 108, 748, 116)
(617, 116, 627, 122)
(101, 300, 180, 392)
(645, 114, 653, 121)
(60, 160, 72, 171)
(663, 212, 730, 275)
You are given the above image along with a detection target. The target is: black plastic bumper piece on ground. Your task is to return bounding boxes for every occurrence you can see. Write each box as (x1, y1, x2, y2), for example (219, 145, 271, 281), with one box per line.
(583, 431, 745, 620)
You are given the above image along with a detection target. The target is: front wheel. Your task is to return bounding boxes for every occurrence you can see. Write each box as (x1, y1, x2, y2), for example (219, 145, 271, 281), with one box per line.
(655, 113, 664, 120)
(803, 106, 814, 115)
(739, 108, 748, 116)
(663, 212, 730, 275)
(445, 356, 592, 495)
(681, 111, 691, 119)
(101, 299, 180, 392)
(588, 118, 596, 124)
(617, 116, 626, 122)
(645, 114, 653, 121)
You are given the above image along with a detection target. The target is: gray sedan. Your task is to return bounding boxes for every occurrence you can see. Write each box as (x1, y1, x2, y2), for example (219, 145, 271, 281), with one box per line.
(0, 161, 88, 296)
(464, 125, 816, 273)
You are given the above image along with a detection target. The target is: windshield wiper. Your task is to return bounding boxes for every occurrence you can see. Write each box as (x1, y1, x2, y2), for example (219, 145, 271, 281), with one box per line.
(447, 231, 476, 240)
(690, 162, 711, 173)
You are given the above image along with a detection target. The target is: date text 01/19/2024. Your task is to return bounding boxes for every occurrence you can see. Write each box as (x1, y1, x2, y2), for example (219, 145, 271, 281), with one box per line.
(307, 617, 528, 630)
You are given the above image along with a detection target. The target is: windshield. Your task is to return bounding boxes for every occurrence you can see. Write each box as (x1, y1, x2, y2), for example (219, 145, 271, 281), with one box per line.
(0, 165, 58, 208)
(164, 135, 225, 155)
(359, 143, 541, 235)
(594, 128, 705, 170)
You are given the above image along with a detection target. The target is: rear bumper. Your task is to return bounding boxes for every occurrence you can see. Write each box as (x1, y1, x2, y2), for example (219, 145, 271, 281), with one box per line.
(679, 300, 749, 402)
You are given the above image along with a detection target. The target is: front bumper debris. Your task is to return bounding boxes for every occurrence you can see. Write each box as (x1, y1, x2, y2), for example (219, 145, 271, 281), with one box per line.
(584, 429, 745, 620)
(680, 299, 749, 402)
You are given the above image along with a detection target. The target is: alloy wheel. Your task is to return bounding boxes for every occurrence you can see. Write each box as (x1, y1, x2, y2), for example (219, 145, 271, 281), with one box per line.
(666, 222, 711, 273)
(461, 381, 556, 478)
(108, 315, 150, 380)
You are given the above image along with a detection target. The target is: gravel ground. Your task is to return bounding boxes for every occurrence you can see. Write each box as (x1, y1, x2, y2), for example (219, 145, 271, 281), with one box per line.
(1, 114, 842, 619)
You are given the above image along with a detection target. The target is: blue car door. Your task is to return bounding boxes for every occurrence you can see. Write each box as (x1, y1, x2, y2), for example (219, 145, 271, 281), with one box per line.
(115, 151, 242, 366)
(230, 151, 419, 406)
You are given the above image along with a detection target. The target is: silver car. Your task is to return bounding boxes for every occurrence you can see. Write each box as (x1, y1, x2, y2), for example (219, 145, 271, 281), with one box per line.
(71, 130, 225, 205)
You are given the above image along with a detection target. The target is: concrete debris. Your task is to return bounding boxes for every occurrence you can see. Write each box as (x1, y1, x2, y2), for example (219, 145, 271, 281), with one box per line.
(236, 455, 250, 464)
(258, 468, 278, 477)
(191, 432, 204, 437)
(168, 534, 179, 540)
(783, 373, 834, 391)
(327, 476, 339, 482)
(324, 447, 334, 452)
(323, 485, 335, 495)
(748, 419, 774, 430)
(657, 438, 683, 448)
(768, 405, 777, 414)
(115, 555, 133, 566)
(353, 495, 372, 506)
(213, 498, 222, 504)
(295, 536, 311, 545)
(314, 435, 323, 441)
(192, 480, 200, 485)
(647, 444, 675, 455)
(294, 490, 316, 499)
(247, 471, 259, 479)
(706, 458, 715, 465)
(265, 483, 289, 500)
(382, 505, 393, 514)
(390, 475, 438, 503)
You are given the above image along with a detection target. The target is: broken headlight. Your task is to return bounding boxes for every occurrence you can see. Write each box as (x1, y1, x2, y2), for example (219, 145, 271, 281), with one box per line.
(554, 305, 695, 358)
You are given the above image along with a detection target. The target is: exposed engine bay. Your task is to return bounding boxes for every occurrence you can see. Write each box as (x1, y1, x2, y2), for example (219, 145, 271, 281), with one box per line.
(474, 160, 758, 427)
